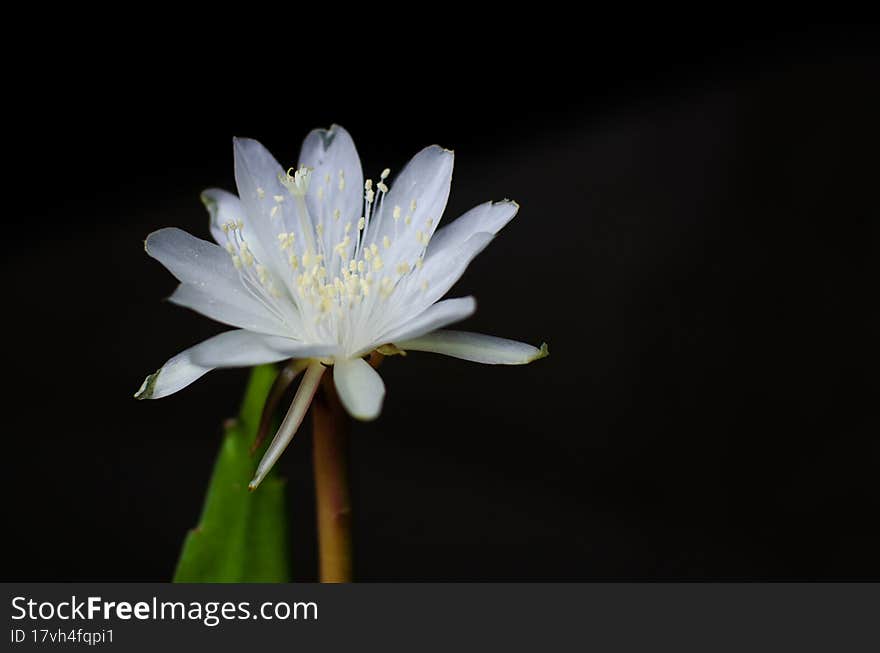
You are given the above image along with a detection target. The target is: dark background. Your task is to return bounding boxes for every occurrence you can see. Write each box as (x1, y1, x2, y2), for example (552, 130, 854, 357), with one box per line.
(4, 26, 877, 580)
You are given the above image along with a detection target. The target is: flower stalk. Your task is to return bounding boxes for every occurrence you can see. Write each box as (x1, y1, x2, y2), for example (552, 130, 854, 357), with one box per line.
(312, 371, 353, 582)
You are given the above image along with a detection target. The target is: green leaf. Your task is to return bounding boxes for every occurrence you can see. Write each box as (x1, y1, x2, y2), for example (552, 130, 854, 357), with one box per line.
(173, 365, 290, 583)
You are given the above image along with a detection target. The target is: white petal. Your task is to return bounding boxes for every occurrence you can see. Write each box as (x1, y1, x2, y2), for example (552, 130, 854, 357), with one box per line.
(134, 349, 211, 401)
(145, 227, 239, 286)
(146, 228, 289, 333)
(333, 357, 386, 421)
(232, 137, 299, 284)
(395, 330, 549, 365)
(188, 331, 333, 367)
(367, 145, 454, 269)
(134, 330, 333, 400)
(379, 232, 494, 333)
(168, 284, 290, 336)
(373, 296, 476, 349)
(201, 188, 244, 246)
(427, 200, 519, 258)
(298, 125, 364, 265)
(249, 361, 325, 490)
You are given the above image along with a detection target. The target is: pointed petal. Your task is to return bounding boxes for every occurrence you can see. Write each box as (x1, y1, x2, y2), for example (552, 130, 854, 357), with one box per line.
(298, 125, 364, 264)
(145, 227, 239, 286)
(368, 145, 454, 269)
(395, 330, 549, 365)
(201, 188, 245, 246)
(134, 349, 211, 401)
(188, 331, 333, 367)
(232, 137, 299, 283)
(374, 296, 476, 348)
(427, 200, 519, 258)
(380, 232, 494, 333)
(333, 357, 386, 421)
(134, 330, 333, 400)
(249, 361, 325, 490)
(168, 284, 290, 336)
(146, 228, 288, 333)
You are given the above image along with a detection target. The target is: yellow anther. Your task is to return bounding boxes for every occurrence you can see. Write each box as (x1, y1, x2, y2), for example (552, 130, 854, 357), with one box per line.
(404, 215, 412, 226)
(415, 257, 423, 270)
(397, 262, 410, 275)
(410, 199, 417, 211)
(377, 181, 388, 193)
(334, 236, 351, 255)
(257, 187, 266, 199)
(365, 179, 373, 190)
(273, 195, 285, 203)
(349, 260, 357, 272)
(370, 243, 379, 256)
(393, 205, 401, 220)
(357, 260, 365, 273)
(270, 205, 279, 218)
(358, 217, 366, 231)
(232, 255, 242, 269)
(383, 236, 391, 249)
(380, 168, 390, 180)
(278, 232, 296, 250)
(334, 208, 341, 221)
(365, 189, 375, 203)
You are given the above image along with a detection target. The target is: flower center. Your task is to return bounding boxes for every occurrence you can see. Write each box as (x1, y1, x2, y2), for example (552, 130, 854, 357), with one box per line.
(224, 165, 435, 354)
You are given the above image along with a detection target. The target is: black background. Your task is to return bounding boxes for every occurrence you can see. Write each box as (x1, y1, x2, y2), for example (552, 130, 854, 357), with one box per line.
(4, 25, 877, 580)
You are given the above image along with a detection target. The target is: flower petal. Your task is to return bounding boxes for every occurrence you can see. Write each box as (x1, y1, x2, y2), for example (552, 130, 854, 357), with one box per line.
(145, 227, 239, 286)
(134, 330, 334, 400)
(249, 361, 325, 490)
(368, 145, 454, 269)
(333, 357, 386, 421)
(298, 125, 364, 265)
(201, 188, 245, 246)
(379, 232, 494, 333)
(168, 284, 290, 336)
(395, 330, 549, 365)
(232, 137, 300, 285)
(146, 227, 292, 334)
(188, 331, 333, 367)
(427, 200, 519, 259)
(373, 296, 476, 350)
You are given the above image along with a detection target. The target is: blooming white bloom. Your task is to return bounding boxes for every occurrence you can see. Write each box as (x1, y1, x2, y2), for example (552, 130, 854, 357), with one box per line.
(136, 125, 547, 489)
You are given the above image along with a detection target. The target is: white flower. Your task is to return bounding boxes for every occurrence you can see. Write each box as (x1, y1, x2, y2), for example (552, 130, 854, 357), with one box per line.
(136, 125, 547, 489)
